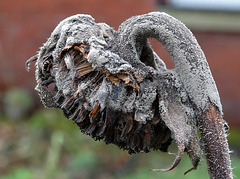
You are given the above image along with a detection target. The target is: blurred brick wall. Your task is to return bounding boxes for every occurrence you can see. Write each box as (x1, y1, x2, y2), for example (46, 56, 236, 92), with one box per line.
(194, 32, 240, 127)
(0, 0, 156, 90)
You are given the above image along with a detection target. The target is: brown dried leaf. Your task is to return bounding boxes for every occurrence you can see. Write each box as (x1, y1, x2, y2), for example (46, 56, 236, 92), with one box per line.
(106, 73, 121, 85)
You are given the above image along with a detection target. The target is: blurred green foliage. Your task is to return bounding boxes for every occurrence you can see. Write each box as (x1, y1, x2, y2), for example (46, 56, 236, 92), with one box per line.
(0, 88, 239, 179)
(2, 88, 33, 120)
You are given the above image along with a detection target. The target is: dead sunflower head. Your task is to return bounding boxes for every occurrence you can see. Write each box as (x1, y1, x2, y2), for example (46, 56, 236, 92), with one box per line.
(26, 12, 229, 175)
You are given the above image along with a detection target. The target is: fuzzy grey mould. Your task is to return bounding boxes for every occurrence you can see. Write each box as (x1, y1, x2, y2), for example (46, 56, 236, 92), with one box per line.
(116, 12, 222, 114)
(26, 12, 232, 178)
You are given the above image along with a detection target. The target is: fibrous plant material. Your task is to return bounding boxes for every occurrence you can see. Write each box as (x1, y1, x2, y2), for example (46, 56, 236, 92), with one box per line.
(26, 12, 233, 178)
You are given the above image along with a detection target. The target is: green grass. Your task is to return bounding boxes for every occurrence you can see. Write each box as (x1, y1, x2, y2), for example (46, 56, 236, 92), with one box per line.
(0, 107, 239, 179)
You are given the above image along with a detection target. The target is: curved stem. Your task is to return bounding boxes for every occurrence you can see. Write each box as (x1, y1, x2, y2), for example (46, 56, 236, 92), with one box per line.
(117, 12, 221, 112)
(117, 12, 233, 178)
